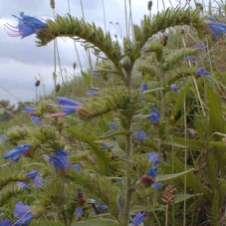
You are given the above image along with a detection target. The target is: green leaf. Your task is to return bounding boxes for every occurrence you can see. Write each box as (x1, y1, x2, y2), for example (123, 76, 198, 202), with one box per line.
(207, 85, 225, 133)
(174, 193, 203, 204)
(156, 169, 194, 182)
(72, 218, 119, 226)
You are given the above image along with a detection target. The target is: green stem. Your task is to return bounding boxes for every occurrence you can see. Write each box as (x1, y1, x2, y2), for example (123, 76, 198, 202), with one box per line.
(165, 204, 169, 226)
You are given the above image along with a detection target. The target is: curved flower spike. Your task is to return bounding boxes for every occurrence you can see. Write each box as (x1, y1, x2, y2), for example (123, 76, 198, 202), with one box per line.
(5, 12, 47, 38)
(14, 202, 33, 226)
(4, 144, 32, 162)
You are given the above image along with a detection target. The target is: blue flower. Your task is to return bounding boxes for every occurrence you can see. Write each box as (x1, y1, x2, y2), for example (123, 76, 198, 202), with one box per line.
(109, 122, 118, 131)
(49, 150, 70, 173)
(134, 131, 148, 142)
(17, 182, 30, 191)
(132, 212, 145, 226)
(24, 107, 42, 125)
(14, 202, 33, 226)
(27, 171, 43, 189)
(75, 207, 84, 220)
(93, 203, 108, 214)
(24, 107, 36, 115)
(208, 21, 226, 39)
(196, 68, 211, 77)
(0, 220, 12, 226)
(170, 84, 179, 92)
(57, 97, 82, 116)
(194, 42, 207, 51)
(73, 164, 82, 172)
(4, 145, 32, 162)
(148, 109, 160, 125)
(184, 56, 197, 64)
(5, 12, 47, 38)
(148, 168, 158, 177)
(148, 152, 161, 167)
(152, 182, 163, 191)
(141, 83, 149, 93)
(31, 116, 42, 126)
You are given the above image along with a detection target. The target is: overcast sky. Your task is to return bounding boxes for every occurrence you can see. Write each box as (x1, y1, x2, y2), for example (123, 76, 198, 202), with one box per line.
(0, 0, 178, 103)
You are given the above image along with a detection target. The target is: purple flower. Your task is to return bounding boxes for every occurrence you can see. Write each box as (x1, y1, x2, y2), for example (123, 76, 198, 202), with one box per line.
(148, 152, 161, 167)
(132, 212, 145, 226)
(141, 83, 149, 93)
(4, 145, 32, 162)
(208, 21, 226, 39)
(148, 109, 160, 125)
(86, 88, 99, 96)
(14, 202, 33, 226)
(17, 182, 30, 191)
(57, 97, 82, 116)
(27, 171, 43, 189)
(152, 182, 163, 191)
(0, 220, 12, 226)
(5, 12, 47, 38)
(134, 131, 148, 142)
(196, 68, 211, 77)
(170, 84, 179, 92)
(49, 150, 70, 173)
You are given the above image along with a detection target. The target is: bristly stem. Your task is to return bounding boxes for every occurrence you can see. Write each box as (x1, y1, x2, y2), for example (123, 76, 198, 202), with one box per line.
(121, 73, 133, 226)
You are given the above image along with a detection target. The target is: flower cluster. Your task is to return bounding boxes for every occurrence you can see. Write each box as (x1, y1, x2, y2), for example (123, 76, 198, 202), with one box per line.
(141, 152, 163, 190)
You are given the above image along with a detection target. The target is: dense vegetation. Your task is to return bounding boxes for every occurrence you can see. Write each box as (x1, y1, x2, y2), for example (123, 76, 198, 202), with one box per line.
(0, 4, 226, 226)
